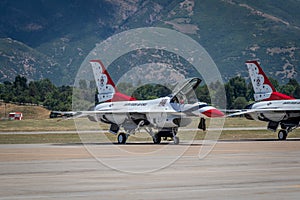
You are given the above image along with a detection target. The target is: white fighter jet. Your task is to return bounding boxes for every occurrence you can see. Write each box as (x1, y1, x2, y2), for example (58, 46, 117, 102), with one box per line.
(73, 60, 224, 144)
(230, 60, 300, 140)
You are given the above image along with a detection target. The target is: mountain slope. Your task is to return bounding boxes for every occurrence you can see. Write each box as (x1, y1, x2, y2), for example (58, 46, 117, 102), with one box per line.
(0, 0, 299, 85)
(0, 38, 59, 82)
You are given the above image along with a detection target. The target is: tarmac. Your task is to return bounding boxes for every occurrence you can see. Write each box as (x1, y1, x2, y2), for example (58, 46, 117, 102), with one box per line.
(0, 139, 300, 199)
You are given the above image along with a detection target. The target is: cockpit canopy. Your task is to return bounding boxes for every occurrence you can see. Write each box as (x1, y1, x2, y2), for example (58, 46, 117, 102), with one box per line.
(170, 78, 201, 104)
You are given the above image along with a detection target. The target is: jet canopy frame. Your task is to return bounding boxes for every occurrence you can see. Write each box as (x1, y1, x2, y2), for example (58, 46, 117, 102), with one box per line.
(170, 78, 201, 104)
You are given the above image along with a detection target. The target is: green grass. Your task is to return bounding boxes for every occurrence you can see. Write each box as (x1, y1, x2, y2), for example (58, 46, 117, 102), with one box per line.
(0, 119, 76, 132)
(223, 117, 267, 127)
(1, 129, 300, 144)
(0, 118, 110, 132)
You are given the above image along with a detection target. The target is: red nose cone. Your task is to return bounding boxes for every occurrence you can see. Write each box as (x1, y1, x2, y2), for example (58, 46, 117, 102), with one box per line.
(203, 109, 224, 118)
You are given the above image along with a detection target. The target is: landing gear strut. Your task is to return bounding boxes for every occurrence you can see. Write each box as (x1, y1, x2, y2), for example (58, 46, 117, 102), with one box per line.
(149, 128, 179, 145)
(172, 128, 179, 145)
(153, 134, 161, 144)
(173, 136, 179, 145)
(117, 121, 145, 144)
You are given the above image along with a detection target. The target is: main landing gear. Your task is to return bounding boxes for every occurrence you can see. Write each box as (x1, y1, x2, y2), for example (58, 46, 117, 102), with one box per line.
(268, 121, 296, 141)
(116, 121, 145, 144)
(152, 134, 179, 144)
(116, 128, 180, 145)
(277, 125, 296, 140)
(152, 134, 161, 144)
(117, 132, 128, 144)
(115, 121, 180, 145)
(151, 128, 179, 145)
(278, 130, 288, 140)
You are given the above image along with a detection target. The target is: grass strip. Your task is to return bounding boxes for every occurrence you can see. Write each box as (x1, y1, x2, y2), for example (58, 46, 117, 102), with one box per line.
(1, 130, 299, 144)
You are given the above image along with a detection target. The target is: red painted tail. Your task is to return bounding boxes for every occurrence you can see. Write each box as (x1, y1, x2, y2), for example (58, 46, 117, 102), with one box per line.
(90, 60, 136, 103)
(245, 60, 294, 101)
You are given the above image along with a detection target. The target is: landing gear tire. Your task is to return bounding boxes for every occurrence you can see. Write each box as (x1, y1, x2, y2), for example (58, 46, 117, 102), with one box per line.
(117, 132, 127, 144)
(278, 130, 287, 140)
(173, 136, 179, 145)
(153, 134, 161, 144)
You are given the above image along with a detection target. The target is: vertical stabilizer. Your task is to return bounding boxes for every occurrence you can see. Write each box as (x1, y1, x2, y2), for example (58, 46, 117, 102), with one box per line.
(246, 60, 294, 101)
(90, 60, 136, 103)
(90, 60, 116, 102)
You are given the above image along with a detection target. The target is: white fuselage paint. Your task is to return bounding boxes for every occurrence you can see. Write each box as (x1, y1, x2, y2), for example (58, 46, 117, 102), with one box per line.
(248, 99, 300, 122)
(94, 97, 179, 128)
(92, 97, 208, 128)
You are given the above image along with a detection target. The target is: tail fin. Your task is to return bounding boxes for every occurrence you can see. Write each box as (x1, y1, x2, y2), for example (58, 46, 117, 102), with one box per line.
(245, 60, 294, 101)
(90, 60, 136, 103)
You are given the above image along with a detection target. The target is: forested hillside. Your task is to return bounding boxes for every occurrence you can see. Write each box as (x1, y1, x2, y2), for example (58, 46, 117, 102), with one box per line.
(0, 0, 299, 85)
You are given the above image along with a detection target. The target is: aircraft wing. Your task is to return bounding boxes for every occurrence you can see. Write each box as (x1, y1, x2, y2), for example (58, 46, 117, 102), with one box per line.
(69, 109, 184, 119)
(227, 109, 255, 117)
(227, 107, 300, 117)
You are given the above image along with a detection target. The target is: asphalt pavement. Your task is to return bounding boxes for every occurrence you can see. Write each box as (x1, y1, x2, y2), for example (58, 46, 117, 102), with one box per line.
(0, 140, 300, 199)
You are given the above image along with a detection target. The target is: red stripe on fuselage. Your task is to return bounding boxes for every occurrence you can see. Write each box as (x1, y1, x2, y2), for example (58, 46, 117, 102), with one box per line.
(264, 91, 295, 101)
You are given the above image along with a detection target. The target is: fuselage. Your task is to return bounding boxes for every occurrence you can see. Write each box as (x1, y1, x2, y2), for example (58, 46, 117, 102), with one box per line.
(90, 97, 211, 129)
(246, 99, 300, 122)
(92, 97, 184, 128)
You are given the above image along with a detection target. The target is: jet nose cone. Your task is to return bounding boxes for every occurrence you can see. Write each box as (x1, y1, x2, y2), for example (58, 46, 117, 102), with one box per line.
(203, 108, 225, 118)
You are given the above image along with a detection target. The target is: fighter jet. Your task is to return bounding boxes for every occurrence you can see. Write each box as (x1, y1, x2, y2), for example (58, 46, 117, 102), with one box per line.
(229, 60, 300, 140)
(72, 60, 224, 144)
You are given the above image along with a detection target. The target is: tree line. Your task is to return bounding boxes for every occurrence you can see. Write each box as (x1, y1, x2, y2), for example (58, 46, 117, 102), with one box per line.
(1, 75, 300, 111)
(117, 77, 300, 109)
(223, 76, 300, 109)
(0, 75, 72, 111)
